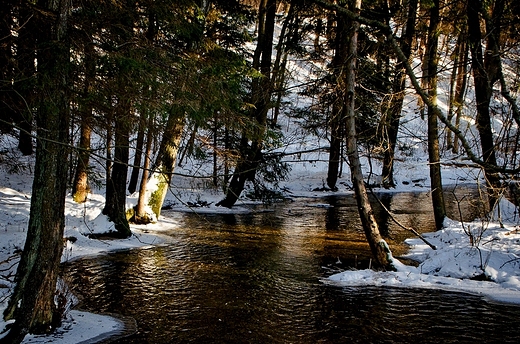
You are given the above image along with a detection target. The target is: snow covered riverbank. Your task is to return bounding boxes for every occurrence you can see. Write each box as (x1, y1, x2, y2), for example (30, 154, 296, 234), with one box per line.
(1, 148, 520, 343)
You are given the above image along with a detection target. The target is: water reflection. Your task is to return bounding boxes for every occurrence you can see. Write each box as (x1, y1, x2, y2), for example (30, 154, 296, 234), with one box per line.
(63, 191, 519, 344)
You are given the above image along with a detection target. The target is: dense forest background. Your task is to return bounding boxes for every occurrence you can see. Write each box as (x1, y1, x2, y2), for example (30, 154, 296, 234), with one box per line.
(0, 0, 519, 342)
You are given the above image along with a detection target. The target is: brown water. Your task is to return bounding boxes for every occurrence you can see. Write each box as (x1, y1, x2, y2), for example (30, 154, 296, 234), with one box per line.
(63, 190, 520, 343)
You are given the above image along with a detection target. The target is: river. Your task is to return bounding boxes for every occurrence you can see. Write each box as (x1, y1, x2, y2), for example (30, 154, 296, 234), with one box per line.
(63, 189, 520, 343)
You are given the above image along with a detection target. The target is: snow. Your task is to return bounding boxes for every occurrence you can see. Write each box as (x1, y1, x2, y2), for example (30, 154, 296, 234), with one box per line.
(1, 14, 520, 344)
(16, 311, 125, 344)
(2, 127, 520, 342)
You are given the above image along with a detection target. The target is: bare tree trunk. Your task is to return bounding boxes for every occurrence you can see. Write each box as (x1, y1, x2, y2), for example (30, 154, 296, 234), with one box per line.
(380, 0, 418, 188)
(72, 119, 92, 203)
(3, 0, 70, 341)
(446, 39, 459, 151)
(217, 0, 276, 208)
(327, 8, 348, 191)
(452, 34, 469, 154)
(72, 41, 95, 203)
(14, 3, 36, 156)
(425, 0, 446, 230)
(213, 118, 219, 187)
(128, 118, 145, 194)
(133, 123, 153, 224)
(271, 1, 294, 126)
(0, 2, 13, 132)
(344, 0, 395, 270)
(467, 0, 504, 209)
(102, 100, 132, 238)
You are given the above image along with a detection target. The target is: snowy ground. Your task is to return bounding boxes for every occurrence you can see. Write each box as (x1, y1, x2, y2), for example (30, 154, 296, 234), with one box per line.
(1, 26, 519, 344)
(1, 140, 520, 343)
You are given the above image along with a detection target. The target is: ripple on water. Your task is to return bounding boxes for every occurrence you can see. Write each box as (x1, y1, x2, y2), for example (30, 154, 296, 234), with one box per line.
(63, 194, 520, 344)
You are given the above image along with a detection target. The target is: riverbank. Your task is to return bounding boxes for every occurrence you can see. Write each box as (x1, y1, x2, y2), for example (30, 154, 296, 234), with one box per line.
(1, 148, 520, 343)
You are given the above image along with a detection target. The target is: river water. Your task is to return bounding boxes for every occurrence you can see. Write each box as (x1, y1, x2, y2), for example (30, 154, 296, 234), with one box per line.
(63, 190, 520, 343)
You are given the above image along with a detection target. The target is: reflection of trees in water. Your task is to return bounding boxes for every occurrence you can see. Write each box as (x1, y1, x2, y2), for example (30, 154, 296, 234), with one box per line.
(443, 185, 488, 222)
(325, 196, 340, 231)
(63, 195, 520, 343)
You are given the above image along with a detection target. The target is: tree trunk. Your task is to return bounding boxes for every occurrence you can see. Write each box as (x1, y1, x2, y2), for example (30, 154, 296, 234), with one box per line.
(13, 3, 36, 156)
(467, 0, 504, 209)
(217, 0, 276, 208)
(270, 1, 294, 127)
(344, 0, 395, 270)
(145, 110, 185, 220)
(102, 101, 132, 238)
(0, 0, 16, 133)
(72, 118, 92, 203)
(213, 119, 218, 187)
(425, 0, 446, 230)
(380, 0, 418, 188)
(133, 124, 153, 224)
(72, 41, 95, 203)
(452, 34, 469, 154)
(446, 35, 461, 151)
(128, 119, 145, 194)
(105, 112, 113, 193)
(2, 0, 70, 341)
(327, 8, 348, 191)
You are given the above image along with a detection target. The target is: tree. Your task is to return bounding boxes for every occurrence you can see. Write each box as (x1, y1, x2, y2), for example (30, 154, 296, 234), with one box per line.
(144, 108, 185, 221)
(447, 26, 469, 154)
(0, 0, 15, 133)
(71, 33, 95, 203)
(128, 0, 255, 221)
(100, 0, 138, 238)
(133, 117, 154, 223)
(102, 96, 132, 237)
(217, 0, 277, 207)
(2, 0, 71, 341)
(425, 0, 446, 230)
(0, 1, 35, 155)
(379, 0, 418, 188)
(467, 0, 505, 209)
(128, 119, 145, 194)
(326, 3, 348, 191)
(343, 0, 395, 270)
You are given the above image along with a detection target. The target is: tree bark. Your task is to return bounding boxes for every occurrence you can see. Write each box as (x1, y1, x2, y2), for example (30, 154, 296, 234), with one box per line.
(103, 101, 132, 238)
(467, 0, 504, 209)
(128, 119, 145, 194)
(425, 0, 446, 230)
(2, 0, 71, 341)
(72, 118, 92, 203)
(13, 3, 36, 156)
(72, 41, 95, 203)
(0, 0, 15, 133)
(217, 0, 276, 208)
(452, 34, 469, 154)
(133, 124, 153, 224)
(145, 110, 185, 220)
(327, 7, 348, 191)
(344, 0, 395, 270)
(380, 0, 418, 188)
(270, 1, 294, 127)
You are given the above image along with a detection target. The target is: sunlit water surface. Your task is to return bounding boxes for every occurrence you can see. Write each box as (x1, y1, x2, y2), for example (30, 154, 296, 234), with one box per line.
(63, 190, 520, 343)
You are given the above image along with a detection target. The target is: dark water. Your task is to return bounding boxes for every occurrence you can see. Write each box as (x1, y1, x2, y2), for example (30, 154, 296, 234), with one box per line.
(63, 191, 520, 344)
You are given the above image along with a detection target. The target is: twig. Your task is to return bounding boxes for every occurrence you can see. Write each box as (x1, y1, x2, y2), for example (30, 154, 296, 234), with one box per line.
(369, 188, 437, 250)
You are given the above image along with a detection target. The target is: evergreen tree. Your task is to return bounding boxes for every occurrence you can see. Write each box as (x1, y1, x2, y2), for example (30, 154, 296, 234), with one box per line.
(2, 0, 71, 341)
